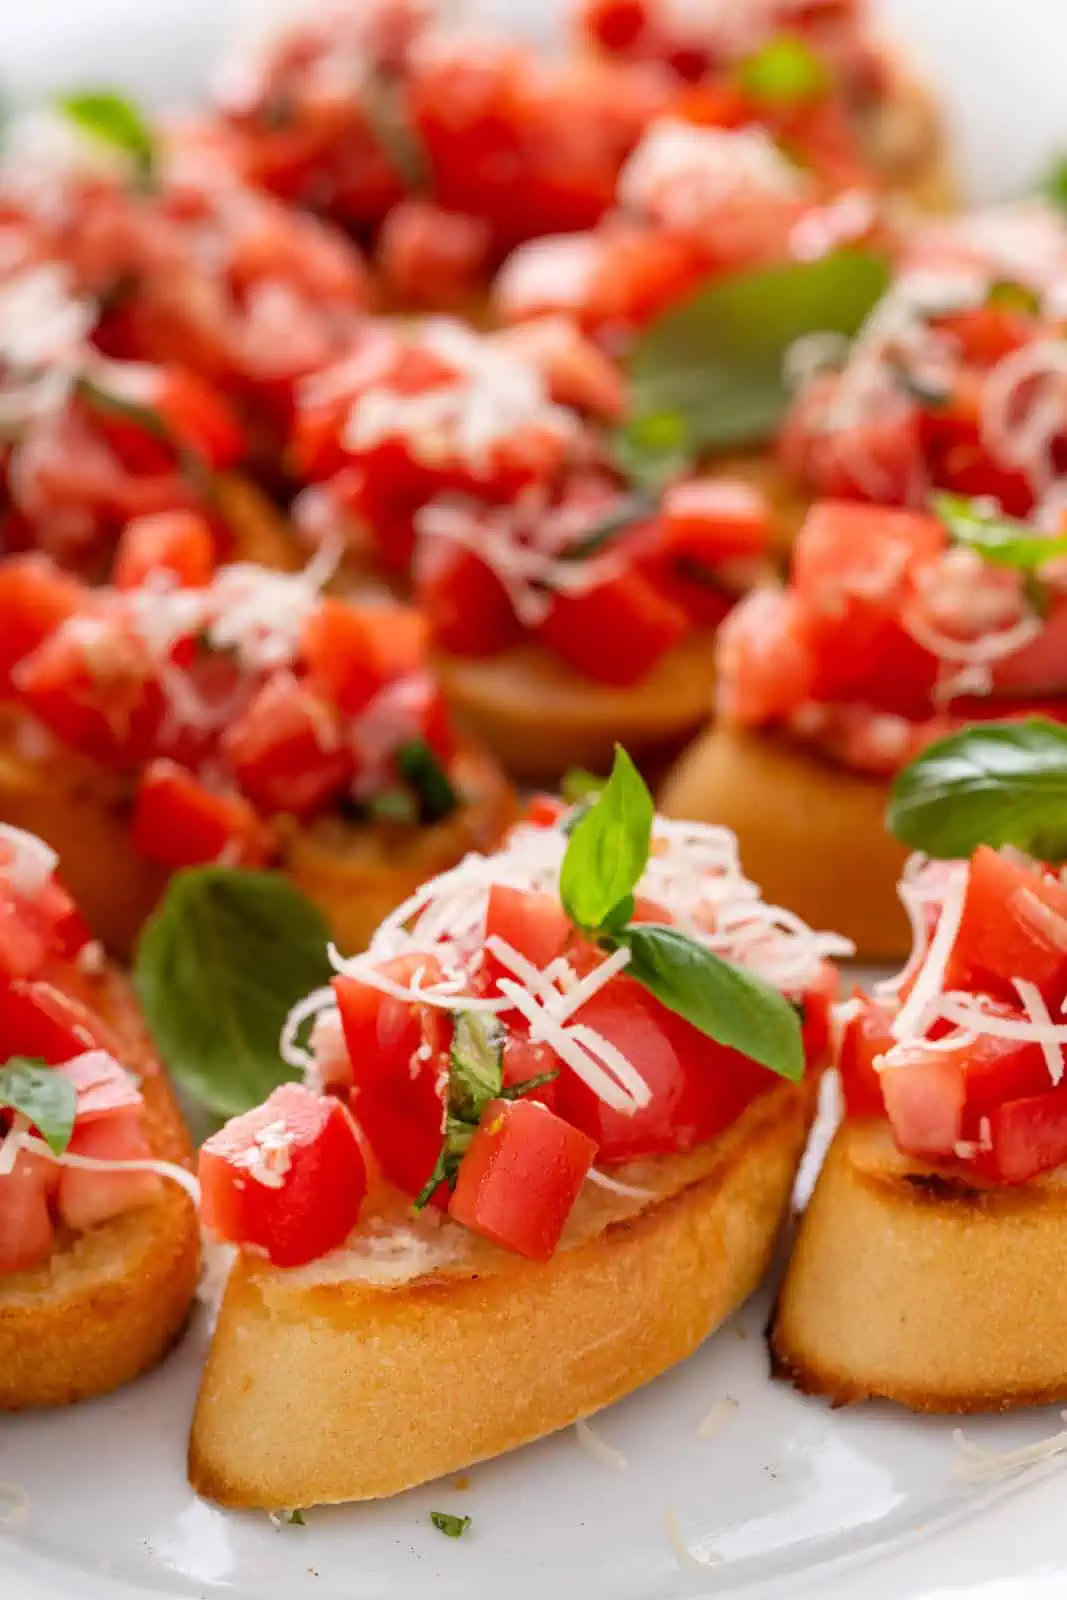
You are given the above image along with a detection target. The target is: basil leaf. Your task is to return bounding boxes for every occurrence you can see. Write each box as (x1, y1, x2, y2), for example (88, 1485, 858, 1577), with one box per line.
(735, 34, 831, 106)
(413, 1113, 475, 1211)
(934, 492, 1067, 570)
(561, 768, 606, 804)
(365, 786, 420, 825)
(560, 746, 653, 931)
(498, 1068, 559, 1101)
(57, 91, 156, 188)
(1043, 153, 1067, 216)
(134, 868, 333, 1117)
(396, 738, 459, 824)
(430, 1512, 471, 1539)
(282, 1510, 306, 1527)
(986, 279, 1040, 317)
(626, 249, 890, 456)
(620, 924, 805, 1082)
(449, 1012, 504, 1122)
(0, 1057, 76, 1156)
(611, 410, 694, 491)
(888, 718, 1067, 862)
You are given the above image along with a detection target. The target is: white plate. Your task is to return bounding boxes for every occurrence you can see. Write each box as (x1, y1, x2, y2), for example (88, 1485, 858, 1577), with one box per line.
(4, 3, 1067, 1596)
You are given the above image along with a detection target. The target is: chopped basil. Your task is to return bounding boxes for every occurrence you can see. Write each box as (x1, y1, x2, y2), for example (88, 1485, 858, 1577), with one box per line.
(430, 1512, 471, 1539)
(0, 1058, 76, 1156)
(626, 250, 890, 457)
(561, 768, 607, 804)
(934, 492, 1067, 570)
(365, 786, 420, 826)
(395, 738, 460, 824)
(1043, 153, 1067, 216)
(498, 1069, 559, 1101)
(888, 718, 1067, 862)
(735, 34, 832, 106)
(611, 410, 694, 491)
(560, 746, 653, 932)
(56, 91, 157, 189)
(134, 868, 333, 1116)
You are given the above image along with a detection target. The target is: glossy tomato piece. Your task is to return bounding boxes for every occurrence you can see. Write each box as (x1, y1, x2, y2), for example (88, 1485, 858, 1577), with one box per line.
(54, 1050, 143, 1123)
(156, 367, 246, 471)
(378, 199, 492, 309)
(131, 760, 273, 869)
(481, 885, 573, 995)
(660, 478, 771, 560)
(0, 1149, 56, 1273)
(0, 980, 115, 1063)
(58, 1108, 161, 1232)
(779, 374, 923, 507)
(0, 873, 91, 975)
(301, 598, 427, 714)
(716, 586, 818, 725)
(974, 1082, 1067, 1184)
(113, 511, 217, 591)
(880, 1025, 1051, 1160)
(536, 568, 689, 686)
(800, 960, 839, 1069)
(943, 846, 1067, 1009)
(502, 1036, 560, 1110)
(0, 557, 83, 688)
(449, 1097, 597, 1260)
(556, 974, 774, 1163)
(223, 670, 354, 817)
(415, 537, 521, 658)
(13, 615, 165, 766)
(200, 1083, 366, 1267)
(837, 993, 894, 1118)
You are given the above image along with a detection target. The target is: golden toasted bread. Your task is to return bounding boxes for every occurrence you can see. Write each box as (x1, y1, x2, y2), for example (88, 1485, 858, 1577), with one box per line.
(658, 727, 911, 960)
(0, 967, 198, 1409)
(772, 1118, 1067, 1413)
(0, 720, 514, 958)
(189, 1077, 814, 1508)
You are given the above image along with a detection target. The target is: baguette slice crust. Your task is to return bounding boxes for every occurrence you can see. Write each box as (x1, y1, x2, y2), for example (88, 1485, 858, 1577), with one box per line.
(190, 1077, 815, 1508)
(0, 720, 513, 958)
(772, 1119, 1067, 1413)
(0, 967, 199, 1409)
(658, 727, 911, 961)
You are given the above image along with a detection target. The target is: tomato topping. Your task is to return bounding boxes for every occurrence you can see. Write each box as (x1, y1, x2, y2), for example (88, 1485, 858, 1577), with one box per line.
(57, 1109, 161, 1233)
(113, 511, 217, 591)
(660, 478, 771, 561)
(0, 870, 88, 982)
(0, 981, 114, 1063)
(974, 1084, 1067, 1186)
(155, 368, 246, 471)
(223, 670, 354, 817)
(943, 846, 1067, 1010)
(415, 540, 521, 658)
(717, 586, 817, 724)
(131, 759, 273, 869)
(199, 1083, 366, 1267)
(837, 994, 895, 1118)
(536, 568, 689, 686)
(378, 200, 492, 310)
(482, 885, 572, 991)
(301, 598, 427, 715)
(880, 1025, 1052, 1162)
(54, 1050, 144, 1122)
(13, 617, 164, 765)
(0, 557, 83, 688)
(0, 1149, 56, 1273)
(448, 1097, 597, 1261)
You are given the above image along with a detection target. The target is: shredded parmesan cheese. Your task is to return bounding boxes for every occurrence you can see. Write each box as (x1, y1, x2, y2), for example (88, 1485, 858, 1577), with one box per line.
(696, 1395, 739, 1440)
(16, 1131, 201, 1203)
(585, 1167, 657, 1201)
(953, 1413, 1067, 1482)
(890, 863, 970, 1042)
(665, 1504, 723, 1570)
(0, 1482, 30, 1530)
(575, 1416, 627, 1471)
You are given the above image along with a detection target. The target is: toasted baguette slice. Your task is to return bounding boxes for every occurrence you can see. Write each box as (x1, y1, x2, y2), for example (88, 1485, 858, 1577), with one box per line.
(0, 722, 514, 958)
(0, 967, 199, 1409)
(658, 728, 911, 961)
(190, 1078, 814, 1507)
(772, 1119, 1067, 1413)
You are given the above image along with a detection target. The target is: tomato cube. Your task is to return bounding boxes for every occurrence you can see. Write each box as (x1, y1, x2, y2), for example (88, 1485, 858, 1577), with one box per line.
(377, 199, 492, 310)
(0, 556, 83, 688)
(0, 980, 114, 1063)
(58, 1109, 160, 1232)
(0, 1148, 56, 1273)
(131, 759, 273, 869)
(483, 886, 571, 989)
(837, 994, 895, 1118)
(113, 511, 217, 591)
(881, 1026, 1052, 1160)
(301, 598, 427, 714)
(54, 1051, 143, 1123)
(536, 568, 689, 685)
(449, 1098, 597, 1261)
(975, 1083, 1067, 1185)
(944, 846, 1067, 1009)
(414, 538, 520, 658)
(200, 1083, 366, 1267)
(223, 670, 354, 817)
(661, 478, 771, 560)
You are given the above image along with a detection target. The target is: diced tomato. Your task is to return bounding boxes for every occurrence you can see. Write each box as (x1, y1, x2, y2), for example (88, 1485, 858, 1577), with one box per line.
(481, 885, 572, 995)
(585, 226, 706, 332)
(495, 317, 626, 420)
(0, 557, 84, 688)
(779, 374, 923, 507)
(716, 586, 818, 725)
(156, 367, 246, 472)
(944, 846, 1067, 1010)
(661, 478, 771, 560)
(0, 980, 114, 1063)
(581, 0, 647, 52)
(131, 760, 273, 869)
(524, 794, 568, 828)
(378, 200, 492, 309)
(0, 871, 88, 982)
(936, 304, 1035, 369)
(199, 1083, 366, 1267)
(800, 960, 839, 1069)
(974, 1082, 1067, 1185)
(334, 956, 452, 1207)
(537, 568, 690, 685)
(837, 993, 894, 1118)
(415, 537, 521, 658)
(223, 670, 354, 817)
(880, 1024, 1051, 1160)
(13, 616, 164, 765)
(556, 974, 774, 1163)
(0, 1148, 56, 1273)
(502, 1036, 560, 1110)
(54, 1050, 144, 1123)
(351, 672, 456, 777)
(301, 598, 427, 714)
(449, 1097, 597, 1260)
(113, 511, 217, 590)
(57, 1109, 160, 1233)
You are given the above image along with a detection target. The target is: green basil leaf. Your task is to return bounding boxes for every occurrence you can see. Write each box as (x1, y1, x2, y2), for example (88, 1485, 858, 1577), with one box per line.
(364, 786, 420, 825)
(888, 718, 1067, 861)
(430, 1512, 471, 1539)
(413, 1113, 475, 1211)
(1043, 153, 1067, 216)
(57, 91, 156, 188)
(735, 34, 832, 106)
(134, 868, 333, 1117)
(620, 924, 805, 1082)
(449, 1012, 504, 1122)
(498, 1068, 559, 1101)
(396, 738, 459, 824)
(611, 410, 694, 491)
(561, 768, 606, 804)
(560, 746, 653, 932)
(0, 1057, 76, 1156)
(933, 492, 1067, 570)
(986, 278, 1041, 317)
(626, 249, 890, 456)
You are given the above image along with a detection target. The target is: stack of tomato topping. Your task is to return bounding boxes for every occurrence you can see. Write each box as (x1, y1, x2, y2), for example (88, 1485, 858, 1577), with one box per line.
(717, 497, 1067, 775)
(200, 760, 847, 1269)
(0, 515, 463, 872)
(0, 825, 163, 1271)
(841, 845, 1067, 1185)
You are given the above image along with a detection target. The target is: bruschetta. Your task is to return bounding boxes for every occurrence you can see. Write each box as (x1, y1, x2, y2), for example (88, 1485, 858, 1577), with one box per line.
(660, 493, 1067, 959)
(188, 751, 847, 1506)
(0, 824, 198, 1408)
(773, 832, 1067, 1411)
(0, 536, 513, 957)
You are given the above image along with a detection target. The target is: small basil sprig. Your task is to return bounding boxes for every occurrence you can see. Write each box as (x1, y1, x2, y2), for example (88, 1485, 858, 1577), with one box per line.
(413, 1012, 558, 1209)
(611, 411, 694, 493)
(934, 493, 1067, 570)
(396, 738, 460, 824)
(558, 747, 805, 1081)
(0, 1058, 76, 1156)
(430, 1511, 471, 1538)
(56, 91, 157, 190)
(735, 35, 832, 106)
(888, 718, 1067, 862)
